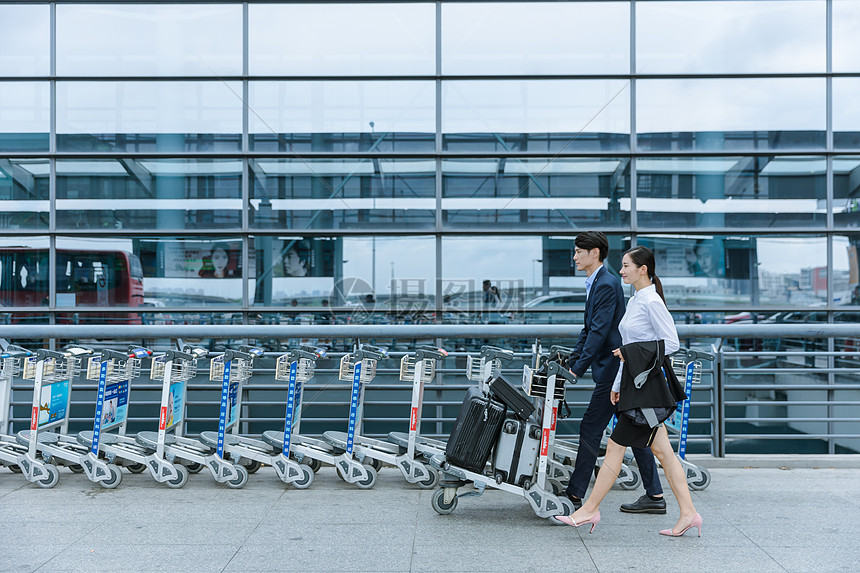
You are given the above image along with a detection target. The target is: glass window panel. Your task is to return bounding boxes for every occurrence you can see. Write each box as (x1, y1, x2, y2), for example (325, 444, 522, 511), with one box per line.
(56, 4, 241, 76)
(250, 236, 435, 310)
(833, 235, 856, 306)
(443, 80, 630, 152)
(0, 159, 49, 230)
(250, 158, 435, 231)
(58, 237, 244, 309)
(834, 79, 860, 150)
(56, 159, 242, 231)
(637, 1, 825, 73)
(57, 81, 242, 152)
(834, 0, 860, 72)
(442, 158, 630, 229)
(249, 3, 435, 76)
(636, 156, 826, 228)
(442, 2, 628, 75)
(637, 78, 825, 151)
(248, 81, 435, 152)
(0, 82, 49, 152)
(637, 235, 827, 307)
(834, 156, 860, 228)
(0, 5, 49, 76)
(0, 237, 50, 311)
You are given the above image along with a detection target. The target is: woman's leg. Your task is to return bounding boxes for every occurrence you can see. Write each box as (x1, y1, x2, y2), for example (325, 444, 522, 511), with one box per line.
(569, 438, 626, 520)
(648, 425, 698, 532)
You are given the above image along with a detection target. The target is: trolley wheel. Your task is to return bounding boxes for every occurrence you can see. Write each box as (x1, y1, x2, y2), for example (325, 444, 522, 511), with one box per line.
(418, 466, 440, 490)
(9, 464, 23, 473)
(126, 463, 146, 474)
(355, 465, 377, 489)
(548, 497, 575, 525)
(548, 478, 564, 496)
(184, 462, 204, 474)
(243, 460, 262, 474)
(68, 464, 84, 474)
(306, 457, 322, 473)
(367, 457, 383, 472)
(617, 467, 641, 491)
(37, 464, 60, 489)
(688, 467, 711, 491)
(293, 464, 314, 489)
(227, 464, 249, 489)
(431, 488, 458, 515)
(100, 464, 123, 489)
(166, 464, 188, 489)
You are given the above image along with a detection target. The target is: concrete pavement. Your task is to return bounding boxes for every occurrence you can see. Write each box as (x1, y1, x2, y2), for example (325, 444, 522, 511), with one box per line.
(1, 456, 857, 573)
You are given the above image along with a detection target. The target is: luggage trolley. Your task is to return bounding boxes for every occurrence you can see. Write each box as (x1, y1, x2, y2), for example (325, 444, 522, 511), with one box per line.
(260, 348, 361, 486)
(0, 341, 33, 475)
(387, 346, 449, 469)
(321, 345, 388, 488)
(530, 341, 642, 492)
(15, 346, 93, 488)
(138, 346, 207, 488)
(136, 346, 262, 489)
(328, 346, 445, 489)
(209, 346, 324, 488)
(390, 345, 515, 462)
(666, 348, 715, 490)
(429, 349, 577, 521)
(70, 347, 153, 488)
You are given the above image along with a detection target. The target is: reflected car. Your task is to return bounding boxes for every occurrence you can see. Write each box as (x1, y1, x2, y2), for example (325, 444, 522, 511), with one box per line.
(520, 293, 587, 324)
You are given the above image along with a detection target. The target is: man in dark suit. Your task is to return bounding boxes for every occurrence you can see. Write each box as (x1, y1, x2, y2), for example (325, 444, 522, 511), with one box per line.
(563, 232, 666, 514)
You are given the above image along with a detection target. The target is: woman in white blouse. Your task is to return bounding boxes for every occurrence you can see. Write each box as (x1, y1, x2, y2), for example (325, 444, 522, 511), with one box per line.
(557, 246, 701, 537)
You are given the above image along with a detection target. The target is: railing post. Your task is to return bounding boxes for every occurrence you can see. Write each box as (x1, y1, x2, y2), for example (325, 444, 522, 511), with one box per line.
(715, 342, 726, 457)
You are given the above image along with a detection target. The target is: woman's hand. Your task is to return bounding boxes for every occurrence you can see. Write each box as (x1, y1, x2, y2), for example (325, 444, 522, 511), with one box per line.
(612, 348, 624, 361)
(610, 391, 620, 405)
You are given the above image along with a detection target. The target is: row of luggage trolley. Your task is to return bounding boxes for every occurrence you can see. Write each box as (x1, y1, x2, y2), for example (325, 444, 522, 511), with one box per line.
(0, 338, 712, 523)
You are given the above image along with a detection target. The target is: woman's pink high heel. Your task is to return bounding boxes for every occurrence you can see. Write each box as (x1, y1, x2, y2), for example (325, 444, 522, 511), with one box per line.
(660, 513, 702, 537)
(556, 511, 601, 533)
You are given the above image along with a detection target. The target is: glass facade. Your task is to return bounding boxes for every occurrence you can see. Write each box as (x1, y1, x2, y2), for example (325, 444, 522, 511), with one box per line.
(1, 1, 859, 328)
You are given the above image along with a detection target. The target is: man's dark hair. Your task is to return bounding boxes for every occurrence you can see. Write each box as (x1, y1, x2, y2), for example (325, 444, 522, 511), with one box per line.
(574, 231, 609, 262)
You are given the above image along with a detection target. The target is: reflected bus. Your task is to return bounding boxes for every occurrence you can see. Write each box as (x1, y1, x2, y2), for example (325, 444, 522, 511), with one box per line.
(0, 247, 144, 324)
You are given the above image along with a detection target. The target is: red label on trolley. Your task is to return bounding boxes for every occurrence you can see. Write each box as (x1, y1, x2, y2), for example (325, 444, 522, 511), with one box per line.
(159, 406, 167, 430)
(30, 406, 38, 430)
(541, 428, 550, 456)
(551, 407, 557, 431)
(410, 407, 418, 431)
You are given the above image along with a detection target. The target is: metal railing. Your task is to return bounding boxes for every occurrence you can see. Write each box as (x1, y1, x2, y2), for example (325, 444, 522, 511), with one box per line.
(4, 324, 859, 456)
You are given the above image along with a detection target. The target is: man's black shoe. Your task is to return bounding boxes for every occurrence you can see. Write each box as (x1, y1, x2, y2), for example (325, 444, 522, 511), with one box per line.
(619, 495, 667, 514)
(565, 493, 583, 511)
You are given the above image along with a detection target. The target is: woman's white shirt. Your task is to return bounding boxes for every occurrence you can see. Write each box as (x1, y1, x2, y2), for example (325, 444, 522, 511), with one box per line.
(612, 284, 680, 392)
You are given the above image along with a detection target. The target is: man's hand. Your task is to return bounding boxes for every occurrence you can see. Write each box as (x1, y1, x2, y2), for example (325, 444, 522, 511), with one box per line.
(610, 391, 620, 404)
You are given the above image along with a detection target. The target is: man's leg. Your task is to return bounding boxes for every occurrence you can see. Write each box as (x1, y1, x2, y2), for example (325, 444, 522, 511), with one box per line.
(564, 381, 615, 500)
(619, 445, 667, 514)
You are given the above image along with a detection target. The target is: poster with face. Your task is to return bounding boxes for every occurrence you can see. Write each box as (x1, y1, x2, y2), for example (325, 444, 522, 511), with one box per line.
(638, 237, 726, 278)
(145, 240, 243, 278)
(274, 238, 336, 278)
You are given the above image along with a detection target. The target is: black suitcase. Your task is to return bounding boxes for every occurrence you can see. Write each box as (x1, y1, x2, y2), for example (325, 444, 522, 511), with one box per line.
(445, 387, 506, 473)
(492, 415, 541, 487)
(488, 375, 535, 420)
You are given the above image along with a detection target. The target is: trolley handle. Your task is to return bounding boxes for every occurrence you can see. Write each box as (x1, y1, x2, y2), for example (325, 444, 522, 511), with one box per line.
(546, 361, 577, 383)
(1, 344, 33, 359)
(416, 346, 448, 360)
(224, 349, 254, 362)
(291, 347, 324, 360)
(675, 348, 715, 362)
(548, 345, 577, 362)
(36, 349, 68, 360)
(162, 349, 193, 362)
(480, 345, 514, 362)
(356, 345, 388, 361)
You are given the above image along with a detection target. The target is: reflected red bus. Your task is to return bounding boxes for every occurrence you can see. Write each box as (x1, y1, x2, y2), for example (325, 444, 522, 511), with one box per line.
(0, 248, 144, 324)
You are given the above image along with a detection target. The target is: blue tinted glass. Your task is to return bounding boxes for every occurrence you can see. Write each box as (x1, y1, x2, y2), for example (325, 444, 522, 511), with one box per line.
(0, 82, 49, 152)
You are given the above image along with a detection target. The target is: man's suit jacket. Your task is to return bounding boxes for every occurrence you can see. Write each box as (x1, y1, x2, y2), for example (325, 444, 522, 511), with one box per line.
(569, 265, 625, 386)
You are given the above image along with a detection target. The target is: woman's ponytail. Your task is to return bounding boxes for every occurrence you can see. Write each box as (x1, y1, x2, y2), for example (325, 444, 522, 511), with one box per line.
(651, 274, 667, 306)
